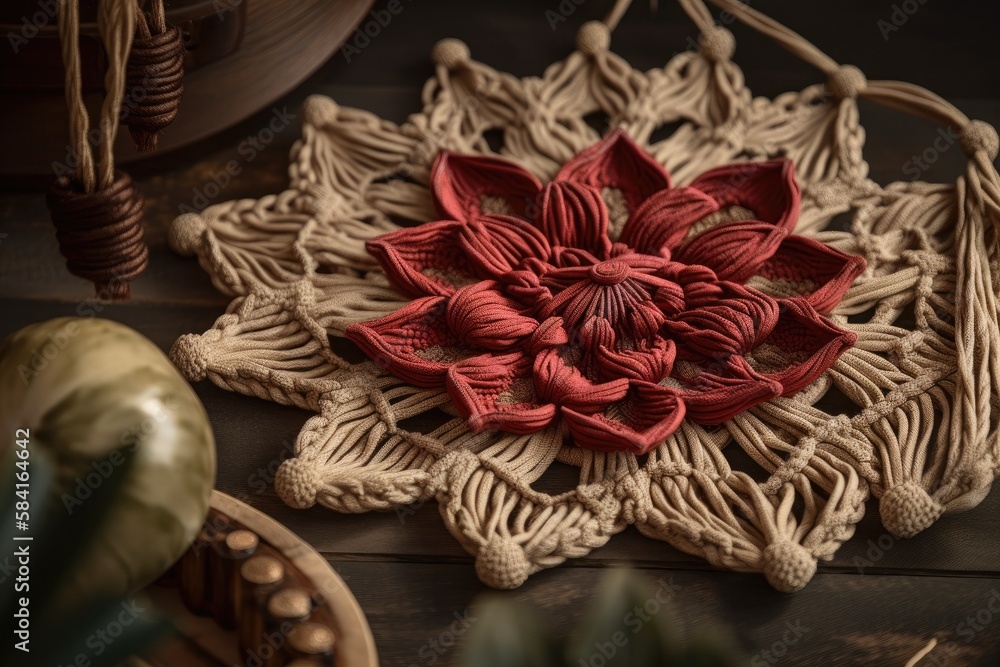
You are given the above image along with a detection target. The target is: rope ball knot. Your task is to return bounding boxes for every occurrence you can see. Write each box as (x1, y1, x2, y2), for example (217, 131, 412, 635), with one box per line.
(576, 21, 611, 56)
(45, 171, 148, 300)
(698, 27, 736, 63)
(274, 457, 322, 509)
(826, 65, 867, 100)
(960, 119, 1000, 159)
(475, 536, 532, 589)
(880, 482, 943, 538)
(432, 38, 471, 70)
(761, 541, 817, 592)
(169, 333, 211, 382)
(122, 24, 185, 153)
(168, 213, 207, 257)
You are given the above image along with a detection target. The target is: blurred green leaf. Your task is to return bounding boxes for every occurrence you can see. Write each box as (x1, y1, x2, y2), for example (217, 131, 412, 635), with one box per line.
(31, 446, 136, 613)
(454, 595, 562, 667)
(0, 448, 172, 667)
(25, 595, 172, 667)
(456, 569, 742, 667)
(566, 568, 683, 667)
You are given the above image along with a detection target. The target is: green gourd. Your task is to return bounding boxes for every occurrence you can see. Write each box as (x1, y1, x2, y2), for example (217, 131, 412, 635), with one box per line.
(0, 317, 215, 604)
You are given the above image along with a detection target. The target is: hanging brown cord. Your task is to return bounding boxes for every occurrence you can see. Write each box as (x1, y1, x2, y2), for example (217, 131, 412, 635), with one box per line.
(122, 0, 184, 152)
(46, 0, 149, 300)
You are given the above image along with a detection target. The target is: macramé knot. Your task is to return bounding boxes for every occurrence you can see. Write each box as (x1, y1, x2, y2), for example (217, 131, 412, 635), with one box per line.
(122, 24, 185, 153)
(826, 65, 867, 100)
(576, 21, 611, 56)
(761, 541, 817, 592)
(475, 535, 532, 589)
(698, 26, 735, 63)
(45, 171, 148, 300)
(169, 333, 211, 382)
(275, 457, 322, 509)
(432, 38, 471, 69)
(960, 119, 1000, 159)
(168, 213, 206, 256)
(880, 482, 943, 538)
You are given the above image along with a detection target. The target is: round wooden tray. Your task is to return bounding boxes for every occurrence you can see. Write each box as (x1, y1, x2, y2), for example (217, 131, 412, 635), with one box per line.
(138, 490, 378, 667)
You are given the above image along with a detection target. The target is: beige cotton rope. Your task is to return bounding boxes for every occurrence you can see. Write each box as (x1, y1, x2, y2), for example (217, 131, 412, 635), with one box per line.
(167, 0, 1000, 595)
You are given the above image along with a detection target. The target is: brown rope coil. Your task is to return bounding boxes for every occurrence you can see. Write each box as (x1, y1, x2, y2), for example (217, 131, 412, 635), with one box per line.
(121, 8, 184, 153)
(47, 171, 149, 300)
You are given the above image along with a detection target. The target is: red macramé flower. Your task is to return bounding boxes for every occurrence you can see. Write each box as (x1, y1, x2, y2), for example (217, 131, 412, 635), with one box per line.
(347, 131, 866, 454)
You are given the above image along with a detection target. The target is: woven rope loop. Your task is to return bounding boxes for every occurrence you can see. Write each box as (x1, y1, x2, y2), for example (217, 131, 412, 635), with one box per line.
(475, 536, 531, 589)
(122, 23, 185, 152)
(880, 482, 944, 538)
(826, 65, 867, 100)
(960, 119, 1000, 159)
(577, 20, 611, 55)
(761, 541, 817, 593)
(432, 38, 471, 69)
(46, 170, 148, 300)
(698, 26, 735, 62)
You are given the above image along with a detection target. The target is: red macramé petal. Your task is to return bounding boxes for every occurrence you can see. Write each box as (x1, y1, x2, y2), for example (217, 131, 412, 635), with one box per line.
(674, 220, 788, 283)
(555, 130, 672, 223)
(499, 268, 554, 310)
(446, 352, 557, 434)
(446, 281, 538, 350)
(689, 159, 801, 231)
(619, 186, 720, 255)
(596, 335, 676, 383)
(537, 180, 613, 259)
(752, 234, 867, 314)
(368, 216, 552, 298)
(367, 221, 478, 297)
(665, 281, 780, 359)
(346, 296, 456, 387)
(674, 356, 782, 424)
(526, 316, 570, 355)
(751, 297, 857, 396)
(533, 348, 629, 414)
(432, 151, 542, 222)
(562, 381, 686, 455)
(458, 214, 552, 276)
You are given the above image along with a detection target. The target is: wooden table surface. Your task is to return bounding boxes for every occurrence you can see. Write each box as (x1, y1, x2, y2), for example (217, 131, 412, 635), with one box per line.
(3, 1, 1000, 665)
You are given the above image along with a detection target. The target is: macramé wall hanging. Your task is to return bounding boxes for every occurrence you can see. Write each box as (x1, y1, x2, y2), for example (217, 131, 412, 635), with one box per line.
(167, 0, 1000, 591)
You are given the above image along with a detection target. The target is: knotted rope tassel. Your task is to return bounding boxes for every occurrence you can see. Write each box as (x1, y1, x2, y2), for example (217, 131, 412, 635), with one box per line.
(46, 0, 149, 300)
(122, 0, 184, 152)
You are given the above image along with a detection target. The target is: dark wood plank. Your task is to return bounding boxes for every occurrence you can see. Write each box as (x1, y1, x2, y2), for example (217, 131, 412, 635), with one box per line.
(331, 560, 1000, 667)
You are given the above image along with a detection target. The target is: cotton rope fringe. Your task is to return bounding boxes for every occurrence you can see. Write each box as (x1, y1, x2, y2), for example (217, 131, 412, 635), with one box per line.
(167, 0, 1000, 603)
(46, 0, 183, 299)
